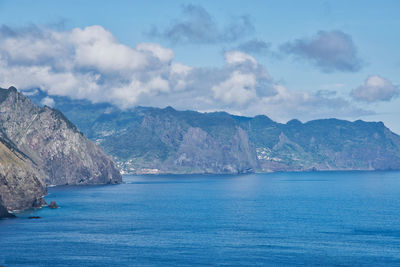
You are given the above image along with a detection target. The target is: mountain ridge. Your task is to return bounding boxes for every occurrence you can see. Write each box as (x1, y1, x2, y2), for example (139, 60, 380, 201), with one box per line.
(26, 90, 400, 175)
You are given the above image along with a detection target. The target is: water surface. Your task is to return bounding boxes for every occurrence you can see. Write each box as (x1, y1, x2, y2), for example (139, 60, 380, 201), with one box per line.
(1, 171, 400, 266)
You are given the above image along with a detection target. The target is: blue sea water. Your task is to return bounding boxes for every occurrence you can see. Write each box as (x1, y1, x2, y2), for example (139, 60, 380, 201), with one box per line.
(1, 171, 400, 266)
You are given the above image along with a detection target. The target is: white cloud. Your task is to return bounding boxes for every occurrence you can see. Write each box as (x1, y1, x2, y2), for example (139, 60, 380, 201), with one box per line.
(225, 50, 258, 67)
(40, 96, 55, 107)
(0, 25, 371, 122)
(136, 43, 174, 63)
(212, 71, 257, 105)
(0, 25, 189, 107)
(351, 75, 399, 102)
(250, 84, 371, 121)
(71, 26, 151, 73)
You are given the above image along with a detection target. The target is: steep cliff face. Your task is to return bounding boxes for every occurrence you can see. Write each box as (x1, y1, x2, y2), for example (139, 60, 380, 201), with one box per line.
(0, 87, 122, 185)
(94, 108, 258, 174)
(99, 108, 258, 174)
(0, 198, 15, 217)
(0, 135, 46, 212)
(0, 201, 12, 218)
(162, 126, 258, 174)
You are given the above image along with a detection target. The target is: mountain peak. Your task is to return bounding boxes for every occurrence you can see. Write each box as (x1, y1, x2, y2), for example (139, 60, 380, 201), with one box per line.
(287, 119, 302, 126)
(164, 106, 176, 112)
(8, 86, 17, 93)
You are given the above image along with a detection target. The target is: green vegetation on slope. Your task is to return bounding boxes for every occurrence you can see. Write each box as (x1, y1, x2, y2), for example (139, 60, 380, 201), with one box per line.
(27, 91, 400, 174)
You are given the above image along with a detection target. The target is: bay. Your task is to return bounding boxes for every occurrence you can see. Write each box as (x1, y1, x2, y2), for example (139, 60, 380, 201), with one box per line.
(1, 171, 400, 266)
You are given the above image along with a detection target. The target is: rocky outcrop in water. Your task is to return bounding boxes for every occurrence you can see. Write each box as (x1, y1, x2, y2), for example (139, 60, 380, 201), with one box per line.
(48, 201, 58, 209)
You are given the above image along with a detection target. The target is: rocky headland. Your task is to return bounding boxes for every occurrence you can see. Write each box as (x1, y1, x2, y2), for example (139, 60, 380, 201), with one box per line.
(0, 87, 122, 218)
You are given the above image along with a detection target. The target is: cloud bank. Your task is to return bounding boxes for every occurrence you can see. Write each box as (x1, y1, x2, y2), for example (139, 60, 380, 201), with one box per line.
(0, 25, 371, 122)
(280, 30, 363, 72)
(351, 75, 399, 102)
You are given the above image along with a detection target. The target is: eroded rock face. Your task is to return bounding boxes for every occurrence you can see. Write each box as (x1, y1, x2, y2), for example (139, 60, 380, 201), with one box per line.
(0, 136, 46, 212)
(162, 126, 258, 174)
(0, 86, 122, 217)
(0, 87, 122, 185)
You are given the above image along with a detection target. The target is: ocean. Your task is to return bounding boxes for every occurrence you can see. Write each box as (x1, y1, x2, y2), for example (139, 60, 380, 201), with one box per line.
(1, 171, 400, 266)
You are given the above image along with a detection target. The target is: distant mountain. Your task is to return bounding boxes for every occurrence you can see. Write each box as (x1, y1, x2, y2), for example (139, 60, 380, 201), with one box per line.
(27, 90, 400, 174)
(0, 87, 122, 217)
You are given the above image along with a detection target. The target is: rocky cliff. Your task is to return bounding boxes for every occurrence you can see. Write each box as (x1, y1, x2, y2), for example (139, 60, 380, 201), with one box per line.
(0, 133, 46, 214)
(0, 87, 122, 185)
(0, 201, 12, 217)
(0, 86, 122, 218)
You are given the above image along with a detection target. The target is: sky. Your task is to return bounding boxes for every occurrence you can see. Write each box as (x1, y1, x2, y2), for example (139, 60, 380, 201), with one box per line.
(0, 0, 399, 132)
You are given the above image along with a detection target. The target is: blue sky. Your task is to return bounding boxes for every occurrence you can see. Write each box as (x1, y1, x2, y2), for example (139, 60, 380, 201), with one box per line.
(0, 0, 399, 132)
